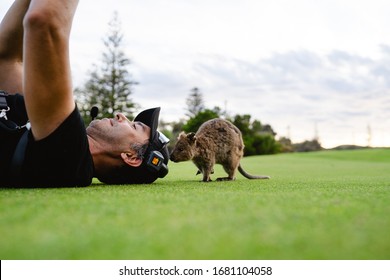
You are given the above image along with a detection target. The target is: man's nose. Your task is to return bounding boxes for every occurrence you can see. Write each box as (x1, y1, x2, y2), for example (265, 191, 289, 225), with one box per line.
(116, 113, 127, 122)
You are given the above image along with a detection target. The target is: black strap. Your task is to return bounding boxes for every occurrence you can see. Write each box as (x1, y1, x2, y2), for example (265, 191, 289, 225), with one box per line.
(0, 118, 18, 131)
(1, 90, 30, 182)
(0, 90, 30, 132)
(0, 90, 8, 110)
(10, 129, 29, 183)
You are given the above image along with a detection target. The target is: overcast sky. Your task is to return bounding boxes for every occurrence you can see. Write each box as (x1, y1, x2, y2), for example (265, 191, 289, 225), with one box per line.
(1, 0, 390, 148)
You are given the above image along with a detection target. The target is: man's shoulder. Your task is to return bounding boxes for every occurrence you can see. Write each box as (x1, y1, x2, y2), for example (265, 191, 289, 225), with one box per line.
(23, 107, 94, 187)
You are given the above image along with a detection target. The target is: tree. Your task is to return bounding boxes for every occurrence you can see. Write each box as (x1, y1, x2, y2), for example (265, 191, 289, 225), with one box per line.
(278, 137, 294, 153)
(75, 12, 138, 123)
(182, 87, 221, 132)
(231, 114, 252, 136)
(230, 114, 280, 156)
(293, 139, 323, 152)
(182, 108, 220, 133)
(185, 87, 205, 118)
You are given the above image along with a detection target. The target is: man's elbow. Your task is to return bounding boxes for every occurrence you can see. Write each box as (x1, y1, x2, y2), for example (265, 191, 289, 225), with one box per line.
(23, 9, 59, 35)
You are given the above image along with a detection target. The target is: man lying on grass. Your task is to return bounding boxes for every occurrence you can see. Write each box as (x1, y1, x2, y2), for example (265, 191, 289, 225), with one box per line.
(0, 0, 169, 188)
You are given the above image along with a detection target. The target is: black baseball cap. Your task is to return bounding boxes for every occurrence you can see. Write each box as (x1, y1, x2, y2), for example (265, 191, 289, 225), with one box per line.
(132, 107, 170, 181)
(134, 107, 167, 155)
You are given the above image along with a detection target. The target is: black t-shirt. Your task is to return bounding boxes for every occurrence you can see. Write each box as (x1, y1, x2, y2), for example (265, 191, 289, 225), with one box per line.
(0, 94, 94, 188)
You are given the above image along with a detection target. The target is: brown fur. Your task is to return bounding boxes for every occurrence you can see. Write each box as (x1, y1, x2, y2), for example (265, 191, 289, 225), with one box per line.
(170, 118, 270, 182)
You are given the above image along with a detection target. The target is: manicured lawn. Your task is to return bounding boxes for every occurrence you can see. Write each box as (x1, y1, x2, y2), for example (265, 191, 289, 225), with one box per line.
(1, 149, 389, 259)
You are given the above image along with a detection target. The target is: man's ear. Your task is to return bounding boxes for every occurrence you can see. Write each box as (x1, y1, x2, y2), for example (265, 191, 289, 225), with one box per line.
(121, 152, 143, 167)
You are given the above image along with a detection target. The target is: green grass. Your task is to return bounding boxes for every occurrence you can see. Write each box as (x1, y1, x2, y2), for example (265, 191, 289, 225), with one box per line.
(1, 148, 389, 260)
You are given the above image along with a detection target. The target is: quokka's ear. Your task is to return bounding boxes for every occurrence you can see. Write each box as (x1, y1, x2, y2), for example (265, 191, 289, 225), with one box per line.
(187, 132, 196, 143)
(178, 131, 186, 139)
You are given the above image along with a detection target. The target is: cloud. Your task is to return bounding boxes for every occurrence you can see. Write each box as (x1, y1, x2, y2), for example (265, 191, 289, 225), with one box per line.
(132, 47, 389, 147)
(190, 47, 390, 98)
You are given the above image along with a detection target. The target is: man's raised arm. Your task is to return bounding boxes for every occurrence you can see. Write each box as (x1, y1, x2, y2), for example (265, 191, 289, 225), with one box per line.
(23, 0, 79, 140)
(0, 0, 31, 94)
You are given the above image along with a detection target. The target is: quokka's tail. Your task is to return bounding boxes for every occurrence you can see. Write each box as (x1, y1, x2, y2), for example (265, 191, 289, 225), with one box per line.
(238, 165, 270, 179)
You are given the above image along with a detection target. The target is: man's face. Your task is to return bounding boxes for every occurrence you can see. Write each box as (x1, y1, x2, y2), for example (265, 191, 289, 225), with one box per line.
(86, 113, 151, 152)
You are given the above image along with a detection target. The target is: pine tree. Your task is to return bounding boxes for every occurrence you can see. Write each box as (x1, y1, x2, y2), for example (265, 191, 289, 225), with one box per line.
(185, 87, 205, 118)
(75, 12, 138, 123)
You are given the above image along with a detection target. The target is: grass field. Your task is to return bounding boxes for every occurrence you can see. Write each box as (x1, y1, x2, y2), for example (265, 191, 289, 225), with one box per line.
(1, 148, 389, 260)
